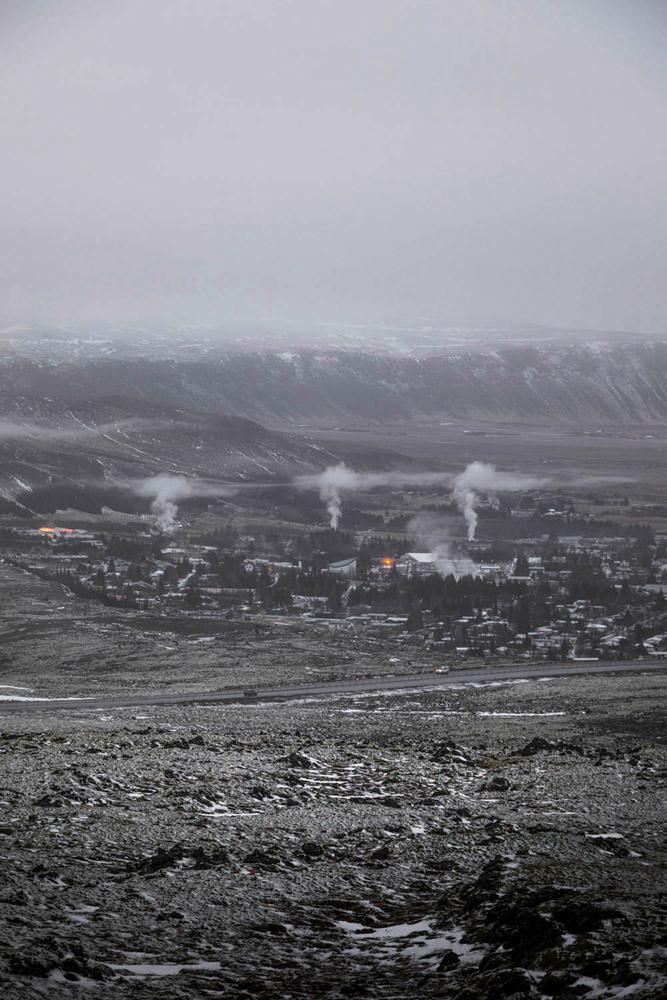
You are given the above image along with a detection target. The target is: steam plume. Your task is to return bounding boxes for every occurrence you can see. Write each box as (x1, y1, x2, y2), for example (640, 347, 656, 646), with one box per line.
(452, 462, 548, 540)
(313, 463, 360, 529)
(136, 474, 235, 533)
(295, 464, 456, 529)
(297, 462, 549, 534)
(407, 512, 479, 579)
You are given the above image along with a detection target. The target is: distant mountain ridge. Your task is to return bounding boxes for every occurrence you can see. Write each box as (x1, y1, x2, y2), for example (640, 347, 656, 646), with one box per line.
(1, 341, 666, 427)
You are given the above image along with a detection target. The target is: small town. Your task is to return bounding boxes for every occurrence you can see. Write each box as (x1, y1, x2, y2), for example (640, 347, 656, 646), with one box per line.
(4, 505, 666, 666)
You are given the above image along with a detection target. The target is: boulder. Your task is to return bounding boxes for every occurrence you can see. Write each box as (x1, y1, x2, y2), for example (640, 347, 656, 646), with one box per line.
(552, 900, 620, 934)
(483, 777, 511, 792)
(437, 949, 461, 972)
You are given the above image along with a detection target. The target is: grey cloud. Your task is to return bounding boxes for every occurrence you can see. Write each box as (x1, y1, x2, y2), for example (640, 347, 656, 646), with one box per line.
(1, 1, 665, 331)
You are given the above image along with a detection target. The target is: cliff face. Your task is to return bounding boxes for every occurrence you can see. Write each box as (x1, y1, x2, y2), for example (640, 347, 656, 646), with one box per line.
(2, 341, 665, 426)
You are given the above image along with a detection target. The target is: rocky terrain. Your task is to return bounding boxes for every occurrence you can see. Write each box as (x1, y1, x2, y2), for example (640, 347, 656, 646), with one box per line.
(1, 671, 665, 998)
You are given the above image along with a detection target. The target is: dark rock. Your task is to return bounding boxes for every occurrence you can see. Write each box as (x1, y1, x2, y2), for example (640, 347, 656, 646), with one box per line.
(34, 794, 62, 808)
(479, 952, 513, 973)
(615, 961, 640, 987)
(131, 843, 184, 874)
(245, 849, 278, 868)
(249, 785, 270, 799)
(540, 971, 579, 995)
(381, 795, 402, 808)
(77, 960, 108, 982)
(517, 737, 583, 757)
(369, 845, 391, 862)
(189, 734, 206, 746)
(432, 739, 460, 758)
(429, 858, 456, 873)
(437, 949, 461, 971)
(552, 900, 620, 933)
(2, 889, 29, 905)
(61, 957, 87, 975)
(9, 949, 57, 978)
(462, 855, 506, 911)
(301, 841, 324, 859)
(483, 777, 511, 792)
(251, 921, 290, 936)
(189, 845, 229, 868)
(518, 736, 558, 755)
(483, 967, 532, 997)
(525, 885, 571, 907)
(580, 958, 638, 988)
(156, 909, 185, 921)
(485, 899, 563, 956)
(285, 751, 317, 769)
(580, 958, 614, 979)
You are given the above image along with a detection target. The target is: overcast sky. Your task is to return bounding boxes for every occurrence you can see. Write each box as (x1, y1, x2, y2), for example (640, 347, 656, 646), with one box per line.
(1, 0, 665, 332)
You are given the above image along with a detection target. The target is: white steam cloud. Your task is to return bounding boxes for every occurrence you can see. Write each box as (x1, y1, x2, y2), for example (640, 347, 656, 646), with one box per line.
(295, 463, 457, 530)
(452, 462, 549, 540)
(297, 461, 548, 535)
(135, 474, 235, 533)
(298, 461, 633, 537)
(311, 463, 359, 530)
(407, 512, 479, 579)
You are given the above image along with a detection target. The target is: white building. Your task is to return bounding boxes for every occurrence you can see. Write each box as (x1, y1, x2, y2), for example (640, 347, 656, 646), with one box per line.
(327, 558, 358, 579)
(396, 552, 437, 576)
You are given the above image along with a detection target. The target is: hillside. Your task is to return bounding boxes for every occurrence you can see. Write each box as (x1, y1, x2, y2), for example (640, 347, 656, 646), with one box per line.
(1, 341, 666, 427)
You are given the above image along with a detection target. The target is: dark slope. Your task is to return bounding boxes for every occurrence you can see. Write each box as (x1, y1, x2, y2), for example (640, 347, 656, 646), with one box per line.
(2, 342, 666, 427)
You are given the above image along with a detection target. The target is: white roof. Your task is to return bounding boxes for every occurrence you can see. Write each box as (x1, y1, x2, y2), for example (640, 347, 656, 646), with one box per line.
(403, 552, 435, 563)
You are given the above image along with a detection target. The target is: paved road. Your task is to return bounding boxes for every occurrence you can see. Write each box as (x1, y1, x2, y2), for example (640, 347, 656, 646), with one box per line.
(1, 659, 664, 714)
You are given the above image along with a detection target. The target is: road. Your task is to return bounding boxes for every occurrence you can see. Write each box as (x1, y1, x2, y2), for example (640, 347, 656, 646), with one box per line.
(1, 659, 664, 714)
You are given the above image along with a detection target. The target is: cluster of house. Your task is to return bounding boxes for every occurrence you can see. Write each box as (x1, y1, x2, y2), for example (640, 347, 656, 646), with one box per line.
(294, 598, 661, 661)
(6, 524, 666, 661)
(16, 526, 101, 544)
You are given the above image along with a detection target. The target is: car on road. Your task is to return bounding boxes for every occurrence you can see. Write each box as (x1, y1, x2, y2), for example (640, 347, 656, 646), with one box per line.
(242, 688, 259, 698)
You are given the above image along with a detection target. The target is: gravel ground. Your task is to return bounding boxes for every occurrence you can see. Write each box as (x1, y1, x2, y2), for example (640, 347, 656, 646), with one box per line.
(0, 562, 438, 698)
(1, 671, 665, 998)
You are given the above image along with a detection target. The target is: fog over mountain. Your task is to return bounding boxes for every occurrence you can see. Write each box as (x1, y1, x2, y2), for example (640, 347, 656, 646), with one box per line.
(1, 0, 666, 333)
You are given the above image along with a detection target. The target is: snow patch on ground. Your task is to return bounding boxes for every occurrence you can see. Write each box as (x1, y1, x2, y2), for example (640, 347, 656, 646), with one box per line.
(109, 960, 222, 977)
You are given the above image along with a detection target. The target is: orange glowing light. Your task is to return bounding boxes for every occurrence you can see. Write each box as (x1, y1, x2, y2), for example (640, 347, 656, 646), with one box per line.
(380, 557, 396, 568)
(38, 526, 75, 534)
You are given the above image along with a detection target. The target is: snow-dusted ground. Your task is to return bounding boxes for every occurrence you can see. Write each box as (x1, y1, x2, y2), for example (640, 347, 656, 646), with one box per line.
(0, 670, 665, 998)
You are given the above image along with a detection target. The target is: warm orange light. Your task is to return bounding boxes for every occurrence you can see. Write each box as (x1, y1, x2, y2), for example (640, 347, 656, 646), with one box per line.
(38, 526, 75, 534)
(380, 557, 396, 567)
